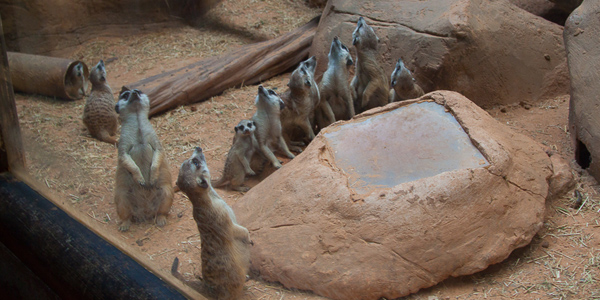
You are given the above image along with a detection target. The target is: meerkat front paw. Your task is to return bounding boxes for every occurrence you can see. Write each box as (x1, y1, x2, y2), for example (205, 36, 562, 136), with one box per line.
(156, 215, 167, 227)
(119, 219, 131, 232)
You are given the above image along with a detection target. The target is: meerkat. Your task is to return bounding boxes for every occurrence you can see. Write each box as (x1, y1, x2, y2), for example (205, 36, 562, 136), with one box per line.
(212, 120, 258, 192)
(82, 60, 118, 145)
(172, 147, 251, 300)
(251, 85, 295, 169)
(314, 36, 355, 131)
(389, 58, 424, 102)
(350, 17, 389, 114)
(65, 62, 87, 100)
(280, 56, 320, 153)
(113, 89, 174, 232)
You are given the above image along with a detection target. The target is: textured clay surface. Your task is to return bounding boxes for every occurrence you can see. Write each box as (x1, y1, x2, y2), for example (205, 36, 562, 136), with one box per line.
(234, 91, 554, 300)
(565, 0, 600, 182)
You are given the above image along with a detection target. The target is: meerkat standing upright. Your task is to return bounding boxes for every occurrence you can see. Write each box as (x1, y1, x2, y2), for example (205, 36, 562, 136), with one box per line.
(280, 56, 320, 152)
(83, 60, 118, 145)
(389, 58, 424, 102)
(350, 17, 389, 113)
(315, 36, 355, 130)
(252, 85, 295, 169)
(212, 119, 258, 192)
(113, 89, 173, 232)
(172, 147, 251, 300)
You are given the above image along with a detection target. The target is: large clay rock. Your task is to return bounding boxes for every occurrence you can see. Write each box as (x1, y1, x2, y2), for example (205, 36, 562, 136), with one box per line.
(565, 0, 600, 180)
(234, 91, 554, 300)
(309, 0, 568, 107)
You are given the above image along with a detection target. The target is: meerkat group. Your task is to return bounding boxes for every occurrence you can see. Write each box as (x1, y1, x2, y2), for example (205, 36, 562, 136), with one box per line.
(67, 15, 426, 299)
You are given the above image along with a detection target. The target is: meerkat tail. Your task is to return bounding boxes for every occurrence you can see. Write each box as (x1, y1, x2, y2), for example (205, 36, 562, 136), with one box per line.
(171, 257, 181, 277)
(211, 176, 229, 187)
(96, 130, 118, 146)
(171, 257, 209, 295)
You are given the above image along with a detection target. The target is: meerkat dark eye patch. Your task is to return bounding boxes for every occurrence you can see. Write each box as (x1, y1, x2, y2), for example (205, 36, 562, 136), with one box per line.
(119, 91, 131, 100)
(192, 158, 200, 168)
(268, 89, 276, 96)
(235, 125, 241, 133)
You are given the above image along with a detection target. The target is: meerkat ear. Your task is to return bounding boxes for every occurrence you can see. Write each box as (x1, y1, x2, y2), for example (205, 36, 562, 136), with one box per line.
(196, 176, 209, 189)
(115, 103, 120, 114)
(234, 125, 240, 133)
(304, 79, 311, 87)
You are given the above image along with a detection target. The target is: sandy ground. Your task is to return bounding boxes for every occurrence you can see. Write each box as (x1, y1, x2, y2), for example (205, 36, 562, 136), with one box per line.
(11, 0, 600, 299)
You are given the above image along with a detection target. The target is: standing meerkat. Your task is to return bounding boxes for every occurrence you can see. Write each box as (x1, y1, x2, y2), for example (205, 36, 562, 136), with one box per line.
(252, 85, 295, 169)
(389, 58, 424, 102)
(82, 60, 118, 145)
(212, 119, 258, 192)
(65, 62, 88, 100)
(114, 89, 173, 232)
(315, 36, 355, 130)
(280, 56, 320, 153)
(172, 147, 251, 300)
(350, 17, 389, 113)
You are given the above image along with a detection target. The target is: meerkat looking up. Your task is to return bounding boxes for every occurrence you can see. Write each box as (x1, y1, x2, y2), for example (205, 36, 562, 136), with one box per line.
(350, 17, 389, 114)
(172, 147, 251, 300)
(315, 36, 355, 131)
(212, 119, 258, 192)
(280, 56, 320, 153)
(113, 89, 174, 232)
(252, 85, 295, 169)
(83, 60, 118, 145)
(390, 58, 424, 102)
(65, 62, 87, 100)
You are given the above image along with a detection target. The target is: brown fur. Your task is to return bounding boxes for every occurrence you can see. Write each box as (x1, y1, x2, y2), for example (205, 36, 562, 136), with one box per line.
(83, 60, 118, 145)
(65, 62, 87, 100)
(173, 147, 251, 300)
(280, 56, 320, 153)
(114, 89, 173, 232)
(315, 36, 355, 131)
(389, 58, 424, 102)
(251, 85, 295, 169)
(350, 17, 389, 113)
(212, 120, 258, 192)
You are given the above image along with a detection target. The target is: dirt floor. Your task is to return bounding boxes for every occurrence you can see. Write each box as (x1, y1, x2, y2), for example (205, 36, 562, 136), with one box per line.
(12, 0, 600, 299)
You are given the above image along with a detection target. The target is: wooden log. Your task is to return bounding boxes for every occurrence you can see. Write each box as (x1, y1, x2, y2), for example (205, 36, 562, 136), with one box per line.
(0, 15, 26, 173)
(8, 52, 90, 100)
(126, 16, 320, 117)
